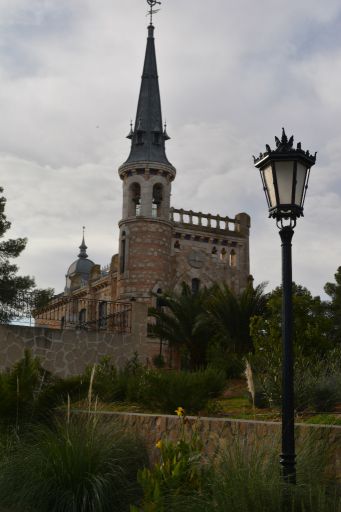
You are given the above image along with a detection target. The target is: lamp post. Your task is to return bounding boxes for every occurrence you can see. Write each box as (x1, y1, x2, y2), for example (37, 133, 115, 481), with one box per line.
(253, 128, 316, 483)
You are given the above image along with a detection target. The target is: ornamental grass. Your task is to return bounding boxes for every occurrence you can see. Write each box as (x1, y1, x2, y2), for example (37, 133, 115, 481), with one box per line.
(0, 414, 148, 512)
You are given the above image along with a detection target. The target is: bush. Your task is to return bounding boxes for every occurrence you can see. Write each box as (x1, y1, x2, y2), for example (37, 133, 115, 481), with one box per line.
(36, 374, 88, 419)
(0, 415, 148, 512)
(132, 410, 209, 512)
(152, 353, 165, 368)
(250, 346, 341, 413)
(207, 344, 244, 378)
(0, 350, 56, 426)
(80, 358, 225, 415)
(137, 368, 226, 414)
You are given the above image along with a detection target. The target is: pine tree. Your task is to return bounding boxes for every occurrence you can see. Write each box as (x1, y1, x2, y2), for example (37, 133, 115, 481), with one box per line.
(0, 187, 35, 322)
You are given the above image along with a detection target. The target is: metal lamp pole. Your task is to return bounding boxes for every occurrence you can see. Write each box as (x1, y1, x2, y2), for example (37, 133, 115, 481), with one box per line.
(254, 128, 316, 482)
(280, 224, 295, 482)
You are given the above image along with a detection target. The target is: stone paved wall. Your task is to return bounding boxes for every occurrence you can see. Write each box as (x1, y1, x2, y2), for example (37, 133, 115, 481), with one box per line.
(118, 217, 173, 300)
(88, 411, 341, 479)
(0, 303, 159, 376)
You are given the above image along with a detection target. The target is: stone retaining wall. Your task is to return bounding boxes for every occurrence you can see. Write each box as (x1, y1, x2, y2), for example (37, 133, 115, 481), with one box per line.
(0, 303, 160, 376)
(87, 411, 341, 479)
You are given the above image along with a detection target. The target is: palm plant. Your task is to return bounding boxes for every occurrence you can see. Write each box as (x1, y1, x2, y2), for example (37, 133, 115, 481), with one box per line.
(205, 282, 267, 355)
(148, 283, 210, 369)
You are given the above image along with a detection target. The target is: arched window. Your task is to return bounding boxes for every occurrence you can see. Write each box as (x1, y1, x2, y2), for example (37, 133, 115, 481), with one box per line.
(156, 289, 163, 309)
(191, 278, 200, 294)
(78, 308, 86, 328)
(229, 249, 237, 267)
(152, 184, 163, 218)
(98, 301, 107, 329)
(130, 183, 141, 216)
(120, 231, 126, 274)
(220, 248, 227, 262)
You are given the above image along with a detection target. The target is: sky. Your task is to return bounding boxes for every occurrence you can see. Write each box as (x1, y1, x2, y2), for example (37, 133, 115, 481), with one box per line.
(1, 0, 341, 298)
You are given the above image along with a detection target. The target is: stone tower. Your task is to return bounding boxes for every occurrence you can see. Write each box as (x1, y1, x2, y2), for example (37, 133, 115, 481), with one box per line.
(117, 23, 176, 301)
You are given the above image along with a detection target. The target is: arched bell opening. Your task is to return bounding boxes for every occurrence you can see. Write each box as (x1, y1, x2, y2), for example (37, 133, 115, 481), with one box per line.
(129, 182, 141, 216)
(152, 183, 163, 218)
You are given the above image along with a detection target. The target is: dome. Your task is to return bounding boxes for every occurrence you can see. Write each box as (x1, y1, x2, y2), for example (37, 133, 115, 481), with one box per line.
(64, 229, 95, 292)
(67, 258, 95, 276)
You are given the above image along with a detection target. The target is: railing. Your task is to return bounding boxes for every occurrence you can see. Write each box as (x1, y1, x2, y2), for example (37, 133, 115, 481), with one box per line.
(170, 208, 238, 232)
(0, 294, 132, 333)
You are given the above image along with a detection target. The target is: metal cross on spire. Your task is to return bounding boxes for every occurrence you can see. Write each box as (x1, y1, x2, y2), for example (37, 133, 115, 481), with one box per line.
(147, 0, 161, 25)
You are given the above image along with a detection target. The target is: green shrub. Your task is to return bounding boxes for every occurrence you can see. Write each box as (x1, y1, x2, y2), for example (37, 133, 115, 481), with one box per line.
(207, 344, 244, 378)
(81, 354, 144, 404)
(310, 375, 341, 412)
(132, 411, 208, 512)
(137, 368, 225, 414)
(0, 350, 55, 426)
(80, 357, 225, 415)
(0, 415, 148, 512)
(250, 346, 341, 413)
(36, 374, 88, 419)
(152, 354, 165, 368)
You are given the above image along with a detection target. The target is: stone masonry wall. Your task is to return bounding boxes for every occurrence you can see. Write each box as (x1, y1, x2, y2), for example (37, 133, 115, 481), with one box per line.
(0, 303, 158, 377)
(118, 218, 173, 300)
(87, 411, 341, 480)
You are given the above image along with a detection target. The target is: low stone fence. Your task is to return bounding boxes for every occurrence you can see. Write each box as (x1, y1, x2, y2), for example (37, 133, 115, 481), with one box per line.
(86, 411, 341, 479)
(0, 303, 160, 376)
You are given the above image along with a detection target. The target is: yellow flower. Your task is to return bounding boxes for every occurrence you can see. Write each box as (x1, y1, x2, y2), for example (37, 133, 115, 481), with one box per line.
(155, 440, 162, 449)
(175, 406, 185, 417)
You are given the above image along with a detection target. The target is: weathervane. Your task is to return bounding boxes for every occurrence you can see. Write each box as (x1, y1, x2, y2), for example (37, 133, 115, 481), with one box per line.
(147, 0, 161, 25)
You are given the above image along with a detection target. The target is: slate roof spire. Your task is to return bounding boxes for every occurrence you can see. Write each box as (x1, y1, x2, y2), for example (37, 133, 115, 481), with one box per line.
(124, 22, 171, 166)
(78, 226, 88, 259)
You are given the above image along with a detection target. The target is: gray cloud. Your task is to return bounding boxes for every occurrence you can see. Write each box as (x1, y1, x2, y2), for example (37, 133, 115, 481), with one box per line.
(1, 0, 341, 297)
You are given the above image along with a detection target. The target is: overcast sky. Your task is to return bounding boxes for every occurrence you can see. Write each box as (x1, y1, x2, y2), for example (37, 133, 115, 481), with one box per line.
(1, 0, 341, 298)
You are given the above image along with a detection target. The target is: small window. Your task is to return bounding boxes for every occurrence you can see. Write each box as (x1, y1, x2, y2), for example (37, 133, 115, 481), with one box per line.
(120, 231, 126, 274)
(220, 248, 227, 262)
(98, 301, 107, 329)
(78, 308, 86, 328)
(156, 289, 163, 309)
(192, 278, 200, 294)
(130, 183, 141, 216)
(152, 184, 163, 218)
(230, 249, 237, 267)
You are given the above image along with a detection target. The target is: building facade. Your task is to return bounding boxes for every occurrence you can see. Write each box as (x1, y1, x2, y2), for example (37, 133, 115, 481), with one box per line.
(40, 16, 251, 333)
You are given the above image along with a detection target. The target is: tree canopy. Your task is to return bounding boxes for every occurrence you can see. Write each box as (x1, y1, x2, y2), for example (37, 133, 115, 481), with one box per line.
(0, 187, 54, 323)
(324, 266, 341, 344)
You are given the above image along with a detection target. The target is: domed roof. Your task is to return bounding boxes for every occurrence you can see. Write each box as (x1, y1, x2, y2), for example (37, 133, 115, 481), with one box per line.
(67, 257, 95, 277)
(65, 228, 95, 292)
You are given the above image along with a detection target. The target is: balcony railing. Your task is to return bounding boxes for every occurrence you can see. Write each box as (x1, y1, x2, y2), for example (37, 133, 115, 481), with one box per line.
(170, 207, 238, 232)
(0, 293, 132, 333)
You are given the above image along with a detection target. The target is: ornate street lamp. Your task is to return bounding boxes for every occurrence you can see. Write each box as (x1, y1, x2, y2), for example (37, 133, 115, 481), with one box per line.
(253, 128, 316, 483)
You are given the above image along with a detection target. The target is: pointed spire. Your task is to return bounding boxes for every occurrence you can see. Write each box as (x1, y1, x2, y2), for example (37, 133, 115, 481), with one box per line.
(78, 226, 88, 259)
(163, 121, 170, 141)
(126, 120, 134, 140)
(124, 21, 172, 166)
